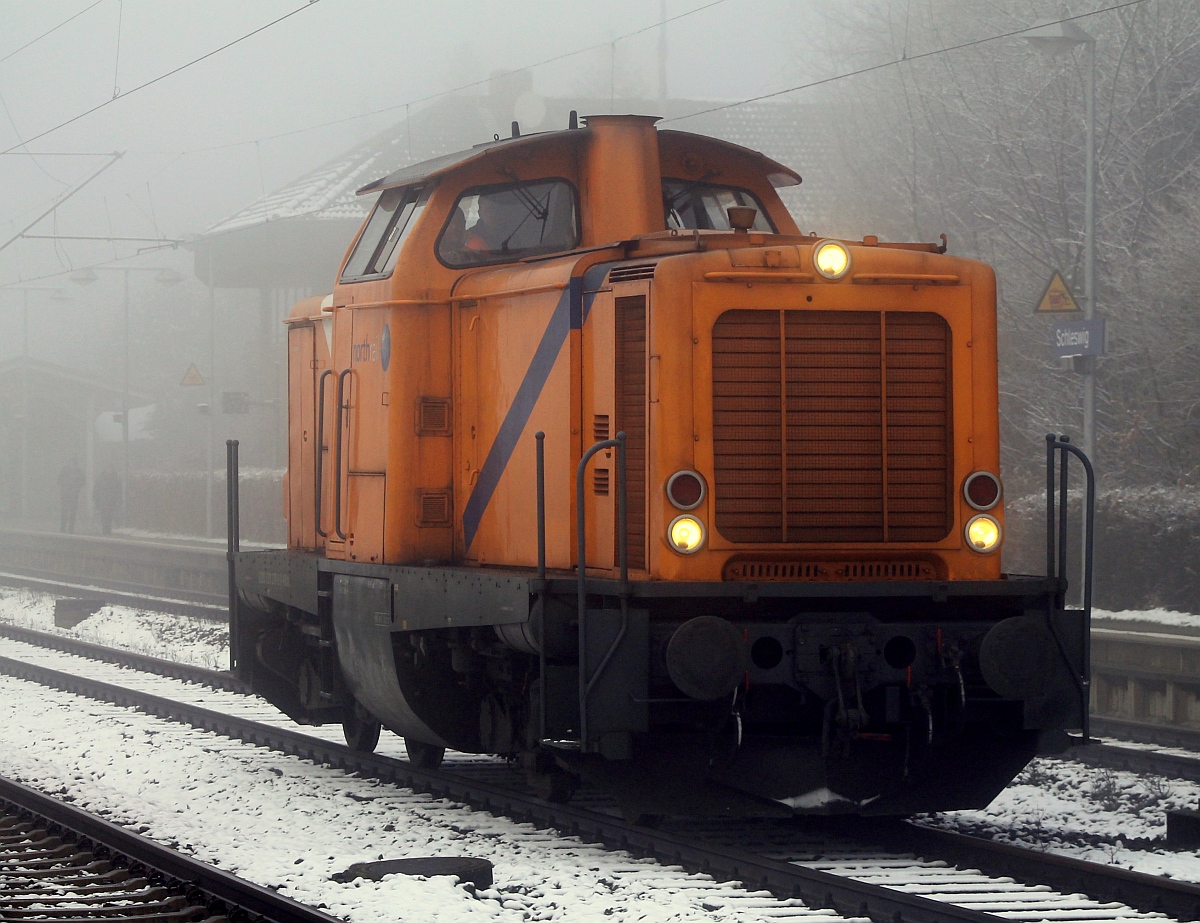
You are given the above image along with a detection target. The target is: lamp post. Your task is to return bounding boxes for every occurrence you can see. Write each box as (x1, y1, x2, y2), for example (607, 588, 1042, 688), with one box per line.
(1025, 21, 1098, 467)
(1026, 22, 1097, 606)
(0, 285, 68, 520)
(69, 266, 183, 526)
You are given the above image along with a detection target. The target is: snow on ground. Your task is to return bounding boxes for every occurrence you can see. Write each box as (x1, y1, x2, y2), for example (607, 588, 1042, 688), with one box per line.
(5, 582, 1200, 906)
(1093, 607, 1200, 631)
(0, 586, 228, 670)
(0, 672, 838, 923)
(917, 759, 1200, 880)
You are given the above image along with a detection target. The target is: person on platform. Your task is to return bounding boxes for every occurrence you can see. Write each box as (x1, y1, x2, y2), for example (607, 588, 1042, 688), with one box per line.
(57, 459, 85, 533)
(93, 467, 121, 536)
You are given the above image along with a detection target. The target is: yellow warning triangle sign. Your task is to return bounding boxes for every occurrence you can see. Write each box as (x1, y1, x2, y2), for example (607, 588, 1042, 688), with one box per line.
(1034, 271, 1082, 314)
(180, 364, 205, 386)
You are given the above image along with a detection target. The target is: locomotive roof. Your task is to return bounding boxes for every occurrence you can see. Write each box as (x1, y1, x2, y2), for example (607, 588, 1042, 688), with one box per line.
(355, 121, 802, 197)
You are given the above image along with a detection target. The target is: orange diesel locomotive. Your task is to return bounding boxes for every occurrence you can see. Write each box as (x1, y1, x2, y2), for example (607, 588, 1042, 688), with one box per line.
(232, 115, 1089, 816)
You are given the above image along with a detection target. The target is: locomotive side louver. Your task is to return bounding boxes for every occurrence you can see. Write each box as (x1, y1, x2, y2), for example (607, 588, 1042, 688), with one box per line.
(608, 263, 657, 283)
(712, 309, 952, 543)
(416, 397, 452, 435)
(615, 295, 647, 569)
(416, 489, 452, 526)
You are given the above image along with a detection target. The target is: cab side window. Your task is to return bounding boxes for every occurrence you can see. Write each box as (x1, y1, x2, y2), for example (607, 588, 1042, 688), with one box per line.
(662, 179, 775, 232)
(340, 186, 428, 282)
(437, 180, 579, 267)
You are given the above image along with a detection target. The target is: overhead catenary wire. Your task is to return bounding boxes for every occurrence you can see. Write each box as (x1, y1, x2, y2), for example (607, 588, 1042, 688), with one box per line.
(0, 0, 107, 68)
(661, 0, 1148, 124)
(0, 1, 325, 155)
(170, 0, 733, 155)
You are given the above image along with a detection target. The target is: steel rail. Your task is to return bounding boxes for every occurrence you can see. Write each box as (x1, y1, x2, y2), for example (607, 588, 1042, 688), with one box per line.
(0, 567, 225, 620)
(873, 821, 1200, 922)
(0, 621, 245, 692)
(0, 772, 346, 923)
(0, 652, 1002, 923)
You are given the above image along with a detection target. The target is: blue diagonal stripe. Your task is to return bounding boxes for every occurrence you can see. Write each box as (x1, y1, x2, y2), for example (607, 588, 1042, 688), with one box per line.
(462, 262, 614, 553)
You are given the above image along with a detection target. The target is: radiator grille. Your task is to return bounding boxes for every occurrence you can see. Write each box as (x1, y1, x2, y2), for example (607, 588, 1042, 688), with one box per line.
(723, 559, 939, 581)
(712, 309, 951, 543)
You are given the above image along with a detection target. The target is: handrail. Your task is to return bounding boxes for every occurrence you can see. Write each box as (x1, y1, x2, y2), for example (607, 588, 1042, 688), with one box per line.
(1044, 433, 1096, 742)
(314, 369, 332, 538)
(535, 431, 546, 742)
(225, 439, 238, 672)
(333, 369, 352, 541)
(576, 433, 628, 751)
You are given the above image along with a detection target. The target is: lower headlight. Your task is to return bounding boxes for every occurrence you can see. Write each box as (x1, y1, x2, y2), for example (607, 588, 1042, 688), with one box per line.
(668, 514, 706, 554)
(965, 514, 1002, 553)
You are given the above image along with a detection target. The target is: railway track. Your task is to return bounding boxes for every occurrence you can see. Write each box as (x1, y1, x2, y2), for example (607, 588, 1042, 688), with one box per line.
(0, 629, 1193, 923)
(0, 772, 344, 923)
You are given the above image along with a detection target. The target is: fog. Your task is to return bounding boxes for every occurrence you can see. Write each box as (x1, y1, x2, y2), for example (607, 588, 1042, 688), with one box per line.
(3, 0, 1197, 606)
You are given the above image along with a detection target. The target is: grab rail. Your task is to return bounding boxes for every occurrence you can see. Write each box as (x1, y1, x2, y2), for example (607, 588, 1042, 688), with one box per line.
(333, 369, 351, 541)
(314, 369, 332, 538)
(225, 439, 240, 672)
(575, 433, 628, 751)
(1045, 433, 1095, 742)
(535, 431, 546, 742)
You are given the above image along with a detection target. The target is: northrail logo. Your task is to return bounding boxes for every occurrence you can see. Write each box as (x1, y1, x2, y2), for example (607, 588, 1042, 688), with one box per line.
(352, 340, 379, 363)
(352, 325, 392, 368)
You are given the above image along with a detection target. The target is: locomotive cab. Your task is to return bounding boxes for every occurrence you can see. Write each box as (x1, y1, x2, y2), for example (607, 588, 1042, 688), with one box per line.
(233, 114, 1089, 817)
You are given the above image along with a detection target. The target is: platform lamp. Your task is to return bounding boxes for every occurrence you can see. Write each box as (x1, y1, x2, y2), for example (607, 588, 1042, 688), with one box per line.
(0, 284, 69, 520)
(69, 266, 184, 526)
(1024, 22, 1098, 466)
(1024, 22, 1097, 606)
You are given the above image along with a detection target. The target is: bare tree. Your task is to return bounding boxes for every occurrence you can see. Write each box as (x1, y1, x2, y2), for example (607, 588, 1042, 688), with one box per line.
(814, 0, 1200, 494)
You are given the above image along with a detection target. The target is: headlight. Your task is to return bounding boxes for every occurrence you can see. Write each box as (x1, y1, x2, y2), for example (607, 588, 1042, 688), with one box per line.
(965, 514, 1002, 553)
(963, 471, 1002, 511)
(668, 515, 706, 554)
(813, 240, 851, 280)
(666, 470, 706, 510)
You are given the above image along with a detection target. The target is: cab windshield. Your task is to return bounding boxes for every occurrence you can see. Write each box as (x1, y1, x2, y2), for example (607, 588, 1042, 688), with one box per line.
(662, 179, 775, 232)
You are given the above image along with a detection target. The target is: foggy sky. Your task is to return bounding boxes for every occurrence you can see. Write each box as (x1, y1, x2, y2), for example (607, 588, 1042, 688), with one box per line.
(0, 0, 819, 287)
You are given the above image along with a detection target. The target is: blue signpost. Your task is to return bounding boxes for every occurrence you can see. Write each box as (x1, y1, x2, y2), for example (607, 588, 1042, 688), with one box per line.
(1053, 318, 1106, 359)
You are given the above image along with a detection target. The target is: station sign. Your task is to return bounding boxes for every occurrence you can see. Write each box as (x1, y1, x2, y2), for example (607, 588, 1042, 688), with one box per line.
(1053, 318, 1105, 359)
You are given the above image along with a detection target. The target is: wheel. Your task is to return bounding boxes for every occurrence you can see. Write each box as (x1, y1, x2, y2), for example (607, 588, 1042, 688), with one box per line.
(405, 736, 446, 769)
(342, 702, 382, 753)
(530, 768, 577, 804)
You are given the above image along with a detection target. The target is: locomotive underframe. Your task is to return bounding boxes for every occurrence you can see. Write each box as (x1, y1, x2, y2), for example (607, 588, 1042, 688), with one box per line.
(232, 550, 1082, 814)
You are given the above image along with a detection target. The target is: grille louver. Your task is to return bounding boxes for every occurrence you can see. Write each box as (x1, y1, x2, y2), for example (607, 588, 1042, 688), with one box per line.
(608, 263, 657, 283)
(712, 309, 951, 544)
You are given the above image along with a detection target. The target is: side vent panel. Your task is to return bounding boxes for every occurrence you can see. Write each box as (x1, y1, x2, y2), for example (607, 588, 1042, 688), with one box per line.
(416, 397, 452, 436)
(416, 489, 452, 527)
(608, 263, 657, 284)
